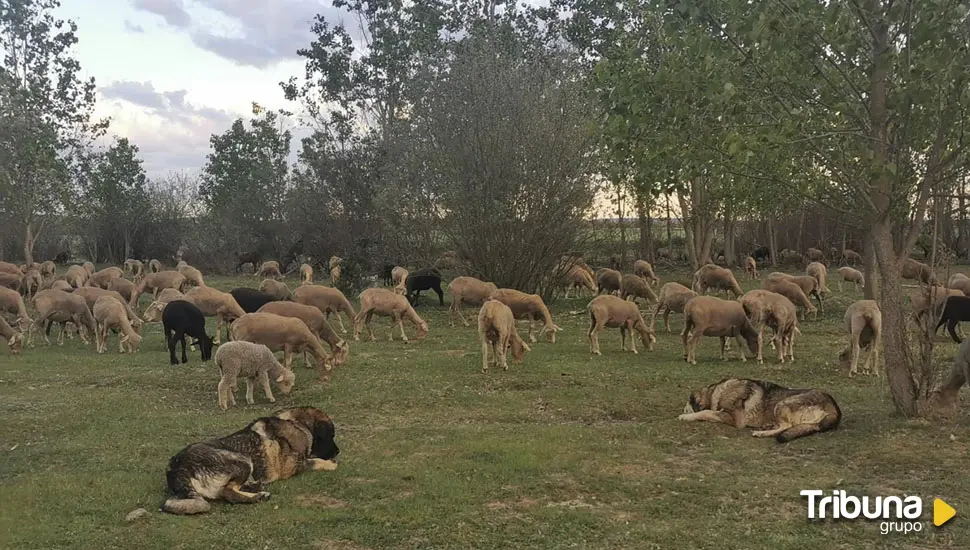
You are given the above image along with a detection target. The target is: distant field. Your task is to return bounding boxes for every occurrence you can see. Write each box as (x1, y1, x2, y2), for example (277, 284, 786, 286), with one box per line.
(1, 269, 968, 549)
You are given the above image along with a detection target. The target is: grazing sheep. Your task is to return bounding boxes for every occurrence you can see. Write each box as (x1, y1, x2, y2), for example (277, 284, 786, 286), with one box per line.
(31, 289, 97, 346)
(909, 285, 963, 328)
(63, 264, 89, 287)
(805, 262, 831, 297)
(478, 300, 531, 373)
(841, 249, 862, 266)
(49, 279, 73, 292)
(329, 256, 342, 285)
(257, 301, 350, 366)
(391, 266, 408, 295)
(692, 264, 743, 298)
(176, 260, 188, 270)
(21, 267, 41, 299)
(0, 261, 22, 275)
(142, 288, 186, 322)
(86, 266, 123, 289)
(73, 287, 144, 334)
(292, 285, 357, 334)
(0, 272, 21, 291)
(901, 258, 936, 285)
(129, 271, 187, 307)
(682, 295, 762, 365)
(124, 258, 144, 281)
(405, 268, 445, 306)
(183, 287, 247, 344)
(229, 287, 280, 314)
(562, 265, 597, 298)
(39, 260, 56, 280)
(300, 263, 313, 285)
(0, 314, 23, 354)
(355, 288, 429, 342)
(595, 268, 622, 295)
(214, 341, 296, 410)
(739, 289, 799, 363)
(0, 286, 32, 332)
(587, 295, 656, 355)
(259, 278, 291, 301)
(652, 282, 698, 333)
(933, 295, 970, 343)
(839, 300, 882, 376)
(763, 277, 818, 320)
(162, 300, 214, 365)
(633, 260, 660, 286)
(149, 259, 162, 273)
(837, 266, 865, 292)
(779, 249, 805, 267)
(447, 276, 499, 327)
(619, 273, 658, 304)
(767, 272, 824, 310)
(92, 295, 142, 354)
(805, 247, 825, 263)
(230, 312, 334, 381)
(487, 289, 562, 344)
(744, 256, 758, 280)
(107, 277, 136, 302)
(82, 261, 95, 275)
(177, 264, 206, 288)
(256, 261, 282, 280)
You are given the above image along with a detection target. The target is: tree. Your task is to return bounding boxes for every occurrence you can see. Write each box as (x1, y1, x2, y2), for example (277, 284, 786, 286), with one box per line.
(0, 0, 104, 263)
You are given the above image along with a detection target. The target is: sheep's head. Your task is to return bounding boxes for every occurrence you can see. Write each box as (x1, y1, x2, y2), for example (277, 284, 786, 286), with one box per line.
(541, 324, 562, 344)
(509, 337, 531, 363)
(416, 321, 429, 340)
(195, 334, 214, 361)
(7, 332, 22, 354)
(332, 340, 350, 366)
(276, 369, 296, 394)
(143, 302, 163, 322)
(126, 332, 142, 353)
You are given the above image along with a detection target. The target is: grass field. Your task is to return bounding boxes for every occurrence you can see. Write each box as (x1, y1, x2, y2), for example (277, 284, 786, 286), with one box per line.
(1, 269, 968, 549)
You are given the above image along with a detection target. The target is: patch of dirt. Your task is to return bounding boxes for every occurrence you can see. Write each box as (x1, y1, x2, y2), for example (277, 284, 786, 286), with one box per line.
(297, 495, 348, 509)
(486, 496, 538, 510)
(546, 498, 597, 509)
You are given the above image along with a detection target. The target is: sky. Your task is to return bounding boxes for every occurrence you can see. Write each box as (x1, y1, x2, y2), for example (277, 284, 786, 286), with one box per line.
(56, 0, 352, 177)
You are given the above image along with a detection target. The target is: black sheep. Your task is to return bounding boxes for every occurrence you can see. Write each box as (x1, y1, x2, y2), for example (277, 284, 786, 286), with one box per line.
(230, 287, 279, 313)
(379, 263, 395, 287)
(162, 300, 214, 365)
(934, 295, 970, 343)
(405, 268, 444, 306)
(751, 246, 770, 263)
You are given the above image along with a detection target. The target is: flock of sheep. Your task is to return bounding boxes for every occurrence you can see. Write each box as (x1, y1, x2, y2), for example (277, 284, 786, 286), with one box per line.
(0, 245, 962, 413)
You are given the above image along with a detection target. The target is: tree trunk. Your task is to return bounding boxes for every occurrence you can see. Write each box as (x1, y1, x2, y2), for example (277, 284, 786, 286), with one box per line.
(723, 210, 736, 267)
(795, 211, 806, 253)
(616, 187, 627, 266)
(863, 231, 878, 300)
(23, 224, 34, 265)
(636, 194, 651, 261)
(646, 204, 654, 262)
(768, 217, 778, 266)
(959, 182, 967, 257)
(665, 194, 672, 250)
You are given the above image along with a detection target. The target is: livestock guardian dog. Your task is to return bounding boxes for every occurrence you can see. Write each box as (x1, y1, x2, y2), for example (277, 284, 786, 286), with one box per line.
(678, 378, 842, 443)
(162, 406, 339, 515)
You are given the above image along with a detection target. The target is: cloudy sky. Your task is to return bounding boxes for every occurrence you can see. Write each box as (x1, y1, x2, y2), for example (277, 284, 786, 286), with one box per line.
(58, 0, 349, 177)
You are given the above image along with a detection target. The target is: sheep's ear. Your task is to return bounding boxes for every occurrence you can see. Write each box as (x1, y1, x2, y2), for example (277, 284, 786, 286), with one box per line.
(276, 373, 285, 383)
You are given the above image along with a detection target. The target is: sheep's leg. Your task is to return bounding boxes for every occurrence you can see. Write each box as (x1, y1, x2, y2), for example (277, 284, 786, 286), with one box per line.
(259, 372, 276, 403)
(482, 339, 490, 373)
(214, 315, 223, 345)
(663, 310, 672, 333)
(719, 337, 729, 361)
(734, 334, 750, 362)
(628, 323, 639, 354)
(498, 336, 509, 370)
(838, 280, 843, 292)
(589, 315, 606, 355)
(365, 312, 376, 341)
(527, 319, 538, 343)
(284, 345, 294, 371)
(688, 332, 703, 365)
(179, 332, 188, 364)
(218, 377, 231, 410)
(336, 311, 348, 334)
(849, 334, 861, 377)
(947, 320, 963, 344)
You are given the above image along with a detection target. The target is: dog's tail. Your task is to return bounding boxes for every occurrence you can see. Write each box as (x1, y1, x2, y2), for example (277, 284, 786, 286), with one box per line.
(161, 497, 211, 515)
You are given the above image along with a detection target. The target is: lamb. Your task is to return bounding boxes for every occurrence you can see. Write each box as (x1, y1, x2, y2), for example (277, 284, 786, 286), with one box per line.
(391, 266, 408, 295)
(355, 287, 429, 342)
(256, 261, 282, 280)
(39, 260, 56, 280)
(82, 261, 96, 275)
(129, 271, 187, 307)
(300, 263, 313, 285)
(901, 258, 936, 285)
(257, 301, 350, 366)
(149, 259, 162, 273)
(86, 266, 123, 289)
(183, 287, 247, 344)
(107, 277, 136, 302)
(837, 266, 865, 292)
(933, 295, 970, 344)
(124, 258, 144, 281)
(229, 312, 334, 381)
(177, 264, 206, 288)
(92, 295, 142, 354)
(478, 299, 531, 373)
(633, 260, 660, 286)
(767, 272, 824, 312)
(329, 256, 342, 284)
(762, 277, 818, 320)
(692, 263, 743, 298)
(214, 341, 296, 410)
(229, 287, 280, 313)
(405, 268, 445, 306)
(142, 288, 186, 322)
(739, 289, 799, 363)
(805, 262, 831, 297)
(587, 295, 656, 355)
(619, 273, 658, 304)
(805, 247, 825, 263)
(72, 287, 144, 334)
(487, 289, 561, 344)
(63, 265, 89, 287)
(652, 282, 698, 333)
(31, 289, 97, 346)
(595, 268, 622, 295)
(562, 264, 597, 298)
(744, 256, 758, 280)
(841, 249, 862, 266)
(839, 300, 882, 376)
(1, 314, 23, 354)
(259, 278, 291, 301)
(0, 286, 32, 331)
(682, 295, 762, 364)
(447, 276, 498, 326)
(292, 285, 358, 334)
(162, 300, 214, 365)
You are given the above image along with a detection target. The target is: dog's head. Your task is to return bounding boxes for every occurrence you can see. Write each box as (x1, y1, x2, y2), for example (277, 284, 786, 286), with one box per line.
(275, 406, 339, 461)
(684, 384, 716, 414)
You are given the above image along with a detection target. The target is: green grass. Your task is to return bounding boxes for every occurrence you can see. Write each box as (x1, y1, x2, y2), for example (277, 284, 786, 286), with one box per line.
(1, 270, 968, 549)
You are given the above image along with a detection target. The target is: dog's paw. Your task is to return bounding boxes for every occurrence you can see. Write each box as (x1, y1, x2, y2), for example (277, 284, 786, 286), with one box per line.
(255, 491, 271, 502)
(677, 414, 691, 421)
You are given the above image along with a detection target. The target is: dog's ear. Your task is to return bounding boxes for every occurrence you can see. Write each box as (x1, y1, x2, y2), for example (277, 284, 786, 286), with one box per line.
(310, 417, 339, 460)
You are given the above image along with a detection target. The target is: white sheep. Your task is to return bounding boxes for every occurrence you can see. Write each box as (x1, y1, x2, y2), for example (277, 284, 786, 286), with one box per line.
(92, 295, 142, 354)
(448, 276, 498, 326)
(214, 341, 296, 410)
(355, 287, 428, 342)
(300, 263, 313, 285)
(478, 299, 531, 373)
